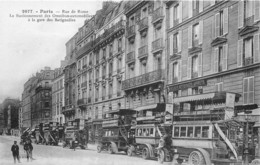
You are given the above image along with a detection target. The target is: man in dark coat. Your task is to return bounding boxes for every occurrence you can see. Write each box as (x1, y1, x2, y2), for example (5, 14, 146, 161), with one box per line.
(11, 141, 21, 163)
(24, 140, 33, 161)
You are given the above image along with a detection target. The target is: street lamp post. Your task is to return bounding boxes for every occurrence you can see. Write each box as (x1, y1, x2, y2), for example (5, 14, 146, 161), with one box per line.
(244, 114, 249, 165)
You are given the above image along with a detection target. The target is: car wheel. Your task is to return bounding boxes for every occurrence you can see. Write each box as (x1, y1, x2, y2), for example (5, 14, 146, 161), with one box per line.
(97, 145, 102, 153)
(142, 147, 150, 160)
(158, 149, 165, 164)
(188, 151, 206, 165)
(108, 144, 114, 154)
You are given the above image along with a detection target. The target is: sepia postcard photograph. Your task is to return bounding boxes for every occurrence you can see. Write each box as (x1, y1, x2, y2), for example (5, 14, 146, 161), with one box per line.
(0, 0, 260, 165)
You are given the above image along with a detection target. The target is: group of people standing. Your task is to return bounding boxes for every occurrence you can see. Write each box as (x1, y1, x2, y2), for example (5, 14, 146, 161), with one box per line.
(11, 140, 34, 163)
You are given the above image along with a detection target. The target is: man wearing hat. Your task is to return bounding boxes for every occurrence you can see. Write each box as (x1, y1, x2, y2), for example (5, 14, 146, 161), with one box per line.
(11, 141, 21, 163)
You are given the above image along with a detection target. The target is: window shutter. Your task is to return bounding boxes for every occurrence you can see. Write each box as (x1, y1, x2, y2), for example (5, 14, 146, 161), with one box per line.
(215, 84, 218, 91)
(198, 53, 203, 77)
(199, 1, 203, 13)
(199, 20, 203, 44)
(248, 77, 254, 104)
(215, 13, 220, 37)
(188, 26, 192, 48)
(169, 34, 173, 56)
(179, 1, 182, 23)
(255, 1, 260, 22)
(178, 30, 182, 52)
(243, 78, 248, 104)
(214, 48, 219, 73)
(223, 8, 229, 35)
(114, 40, 118, 53)
(169, 6, 174, 28)
(220, 83, 223, 91)
(212, 15, 215, 39)
(237, 39, 243, 67)
(223, 44, 228, 71)
(169, 62, 173, 84)
(254, 34, 259, 63)
(178, 60, 182, 82)
(187, 57, 192, 79)
(238, 0, 244, 28)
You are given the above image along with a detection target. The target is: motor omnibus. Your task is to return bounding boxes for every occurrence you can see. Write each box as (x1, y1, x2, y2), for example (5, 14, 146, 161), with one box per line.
(168, 91, 243, 165)
(97, 109, 136, 154)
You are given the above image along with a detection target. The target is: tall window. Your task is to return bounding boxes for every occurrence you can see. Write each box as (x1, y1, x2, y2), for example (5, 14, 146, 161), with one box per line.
(192, 55, 198, 78)
(173, 32, 179, 52)
(215, 11, 224, 37)
(193, 0, 199, 15)
(102, 64, 106, 79)
(154, 57, 162, 70)
(244, 38, 253, 61)
(193, 23, 199, 47)
(109, 44, 113, 57)
(243, 76, 254, 104)
(182, 1, 189, 20)
(118, 38, 122, 52)
(215, 82, 223, 92)
(173, 62, 178, 82)
(96, 51, 99, 64)
(174, 4, 180, 24)
(95, 87, 99, 101)
(109, 83, 113, 99)
(102, 86, 106, 100)
(96, 68, 99, 81)
(140, 62, 147, 75)
(103, 47, 106, 59)
(245, 0, 253, 19)
(109, 62, 113, 76)
(117, 58, 122, 73)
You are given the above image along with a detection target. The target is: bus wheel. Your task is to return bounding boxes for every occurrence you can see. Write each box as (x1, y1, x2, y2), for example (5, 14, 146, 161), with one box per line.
(97, 145, 102, 153)
(108, 144, 114, 154)
(188, 151, 206, 165)
(158, 149, 165, 164)
(142, 147, 150, 160)
(127, 146, 133, 157)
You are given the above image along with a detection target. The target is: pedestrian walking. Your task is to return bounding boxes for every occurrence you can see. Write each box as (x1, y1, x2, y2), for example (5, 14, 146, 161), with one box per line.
(11, 141, 21, 163)
(24, 140, 33, 162)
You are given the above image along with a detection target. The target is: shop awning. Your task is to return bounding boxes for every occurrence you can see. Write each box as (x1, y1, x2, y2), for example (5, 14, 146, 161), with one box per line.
(173, 92, 241, 103)
(134, 104, 158, 111)
(104, 109, 136, 115)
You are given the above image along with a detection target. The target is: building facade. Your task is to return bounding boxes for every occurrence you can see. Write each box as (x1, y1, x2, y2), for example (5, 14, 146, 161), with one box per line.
(122, 0, 167, 110)
(52, 63, 65, 124)
(166, 1, 260, 109)
(63, 35, 77, 122)
(30, 67, 54, 128)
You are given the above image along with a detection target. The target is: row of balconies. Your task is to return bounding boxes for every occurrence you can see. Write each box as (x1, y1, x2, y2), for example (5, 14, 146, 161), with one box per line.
(126, 38, 163, 64)
(126, 7, 164, 38)
(93, 20, 125, 46)
(122, 69, 164, 90)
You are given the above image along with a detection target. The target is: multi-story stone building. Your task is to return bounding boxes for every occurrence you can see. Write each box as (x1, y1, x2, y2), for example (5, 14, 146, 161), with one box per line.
(31, 67, 54, 128)
(122, 0, 167, 109)
(52, 62, 65, 124)
(74, 1, 122, 143)
(63, 34, 77, 122)
(22, 77, 36, 128)
(165, 1, 260, 109)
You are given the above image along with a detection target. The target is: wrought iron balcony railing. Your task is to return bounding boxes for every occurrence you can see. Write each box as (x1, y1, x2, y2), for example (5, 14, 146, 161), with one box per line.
(139, 17, 148, 31)
(244, 57, 254, 66)
(81, 81, 88, 88)
(138, 45, 148, 59)
(126, 51, 135, 64)
(126, 25, 136, 38)
(122, 69, 164, 90)
(152, 38, 163, 53)
(152, 7, 164, 23)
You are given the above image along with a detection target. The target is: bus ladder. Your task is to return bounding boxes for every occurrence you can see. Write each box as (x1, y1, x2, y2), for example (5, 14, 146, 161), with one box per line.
(118, 119, 129, 143)
(157, 125, 166, 137)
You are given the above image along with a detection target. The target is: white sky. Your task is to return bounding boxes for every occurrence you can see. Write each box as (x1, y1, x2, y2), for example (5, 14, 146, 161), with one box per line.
(0, 0, 107, 102)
